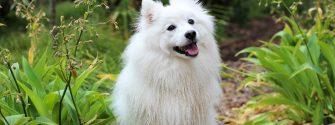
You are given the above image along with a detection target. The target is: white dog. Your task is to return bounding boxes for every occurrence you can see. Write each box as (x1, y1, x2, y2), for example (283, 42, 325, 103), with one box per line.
(112, 0, 223, 125)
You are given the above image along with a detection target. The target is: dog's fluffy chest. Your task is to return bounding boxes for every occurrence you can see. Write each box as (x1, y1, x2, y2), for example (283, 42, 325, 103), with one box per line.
(133, 86, 212, 125)
(115, 59, 219, 125)
(126, 70, 215, 125)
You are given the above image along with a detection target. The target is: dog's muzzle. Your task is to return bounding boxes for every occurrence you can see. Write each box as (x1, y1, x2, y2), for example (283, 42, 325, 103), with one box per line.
(173, 41, 199, 57)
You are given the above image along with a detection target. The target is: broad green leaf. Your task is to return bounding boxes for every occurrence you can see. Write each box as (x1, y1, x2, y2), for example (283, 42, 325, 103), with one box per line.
(33, 50, 49, 80)
(18, 81, 49, 118)
(73, 58, 99, 94)
(43, 92, 60, 114)
(0, 102, 19, 115)
(27, 117, 57, 125)
(22, 58, 46, 96)
(307, 34, 320, 64)
(5, 114, 30, 125)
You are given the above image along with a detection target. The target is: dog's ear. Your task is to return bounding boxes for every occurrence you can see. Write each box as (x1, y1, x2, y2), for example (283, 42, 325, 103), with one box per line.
(141, 0, 163, 23)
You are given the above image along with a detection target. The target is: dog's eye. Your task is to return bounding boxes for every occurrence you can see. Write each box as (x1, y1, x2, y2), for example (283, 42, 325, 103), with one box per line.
(188, 19, 195, 25)
(167, 25, 176, 31)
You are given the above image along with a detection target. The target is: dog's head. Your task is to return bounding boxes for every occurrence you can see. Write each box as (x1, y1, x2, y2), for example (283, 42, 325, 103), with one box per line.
(138, 0, 215, 59)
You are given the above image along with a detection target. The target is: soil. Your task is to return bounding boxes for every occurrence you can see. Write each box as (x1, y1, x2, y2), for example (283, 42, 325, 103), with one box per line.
(217, 17, 284, 124)
(220, 17, 284, 61)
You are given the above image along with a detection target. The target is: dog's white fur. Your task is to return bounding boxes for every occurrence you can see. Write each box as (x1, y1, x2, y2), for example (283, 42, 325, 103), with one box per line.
(112, 0, 223, 125)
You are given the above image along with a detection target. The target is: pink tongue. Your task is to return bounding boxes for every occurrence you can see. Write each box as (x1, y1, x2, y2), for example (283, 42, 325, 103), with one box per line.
(186, 44, 199, 56)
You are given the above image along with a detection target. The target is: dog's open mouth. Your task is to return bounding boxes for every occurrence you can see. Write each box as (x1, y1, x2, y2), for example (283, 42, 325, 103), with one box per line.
(173, 42, 199, 57)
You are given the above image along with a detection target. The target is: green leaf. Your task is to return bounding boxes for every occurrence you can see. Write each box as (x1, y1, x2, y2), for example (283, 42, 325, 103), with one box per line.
(258, 96, 312, 114)
(22, 58, 46, 97)
(283, 23, 293, 36)
(312, 102, 323, 125)
(43, 92, 60, 115)
(73, 58, 98, 94)
(290, 63, 322, 79)
(18, 81, 49, 118)
(5, 114, 30, 125)
(33, 50, 49, 80)
(272, 31, 293, 46)
(307, 34, 320, 64)
(0, 102, 19, 115)
(27, 117, 57, 125)
(319, 42, 335, 80)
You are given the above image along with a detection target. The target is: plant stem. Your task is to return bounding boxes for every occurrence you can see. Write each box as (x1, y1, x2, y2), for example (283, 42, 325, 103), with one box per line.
(5, 62, 28, 117)
(74, 30, 83, 57)
(68, 29, 83, 124)
(0, 107, 9, 125)
(58, 29, 84, 125)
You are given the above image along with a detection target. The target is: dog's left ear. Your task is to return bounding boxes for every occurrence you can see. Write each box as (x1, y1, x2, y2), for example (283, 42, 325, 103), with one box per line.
(141, 0, 163, 23)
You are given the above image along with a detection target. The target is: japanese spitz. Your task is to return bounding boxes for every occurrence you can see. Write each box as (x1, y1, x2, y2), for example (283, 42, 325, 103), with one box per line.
(112, 0, 223, 125)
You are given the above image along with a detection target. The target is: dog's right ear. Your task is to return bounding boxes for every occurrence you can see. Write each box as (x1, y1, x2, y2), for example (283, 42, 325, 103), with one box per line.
(141, 0, 163, 24)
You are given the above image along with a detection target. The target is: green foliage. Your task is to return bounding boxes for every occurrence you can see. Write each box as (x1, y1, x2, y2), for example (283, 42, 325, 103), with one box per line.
(239, 2, 335, 124)
(0, 0, 116, 124)
(0, 50, 114, 124)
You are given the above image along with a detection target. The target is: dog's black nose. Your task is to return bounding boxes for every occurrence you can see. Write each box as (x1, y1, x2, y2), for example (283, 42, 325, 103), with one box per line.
(185, 30, 196, 40)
